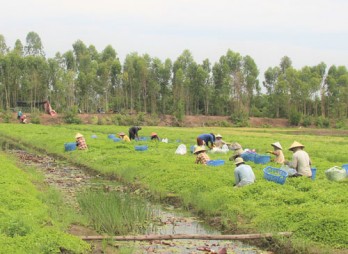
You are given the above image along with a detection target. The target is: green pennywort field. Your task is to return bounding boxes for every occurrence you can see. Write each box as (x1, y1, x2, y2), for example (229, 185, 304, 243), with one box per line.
(0, 152, 90, 254)
(0, 124, 347, 253)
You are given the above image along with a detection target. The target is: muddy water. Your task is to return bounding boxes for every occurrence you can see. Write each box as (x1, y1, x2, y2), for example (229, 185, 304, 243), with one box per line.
(1, 140, 265, 254)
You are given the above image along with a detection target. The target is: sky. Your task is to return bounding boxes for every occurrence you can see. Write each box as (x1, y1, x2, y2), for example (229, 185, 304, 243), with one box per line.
(1, 0, 348, 80)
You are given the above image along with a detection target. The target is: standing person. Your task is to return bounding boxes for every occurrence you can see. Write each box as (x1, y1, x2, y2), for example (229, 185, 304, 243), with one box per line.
(118, 132, 130, 142)
(193, 146, 211, 165)
(150, 132, 160, 141)
(128, 126, 142, 140)
(17, 110, 22, 120)
(284, 141, 312, 177)
(267, 142, 285, 164)
(75, 133, 88, 150)
(196, 133, 215, 149)
(214, 134, 227, 148)
(234, 157, 255, 187)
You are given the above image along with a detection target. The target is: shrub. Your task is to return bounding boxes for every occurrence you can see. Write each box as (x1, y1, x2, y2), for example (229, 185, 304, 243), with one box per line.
(288, 108, 302, 126)
(335, 119, 347, 129)
(30, 109, 41, 124)
(63, 106, 82, 124)
(1, 110, 12, 123)
(230, 111, 249, 127)
(315, 116, 330, 128)
(302, 115, 312, 127)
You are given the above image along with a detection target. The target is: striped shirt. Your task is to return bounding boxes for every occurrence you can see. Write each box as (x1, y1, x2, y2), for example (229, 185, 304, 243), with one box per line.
(76, 137, 88, 150)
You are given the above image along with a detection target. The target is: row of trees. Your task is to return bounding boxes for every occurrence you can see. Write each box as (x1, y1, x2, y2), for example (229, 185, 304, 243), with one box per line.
(1, 32, 348, 121)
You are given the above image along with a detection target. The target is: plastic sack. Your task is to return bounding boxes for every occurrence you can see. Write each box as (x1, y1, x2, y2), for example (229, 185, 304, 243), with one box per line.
(175, 144, 187, 155)
(280, 165, 297, 176)
(210, 147, 228, 154)
(161, 138, 168, 143)
(325, 166, 347, 182)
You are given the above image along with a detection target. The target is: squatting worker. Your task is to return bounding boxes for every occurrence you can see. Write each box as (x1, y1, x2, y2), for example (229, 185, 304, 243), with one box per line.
(234, 157, 255, 187)
(118, 132, 130, 142)
(229, 142, 243, 161)
(75, 133, 88, 150)
(214, 134, 227, 148)
(267, 142, 284, 164)
(129, 126, 142, 140)
(284, 141, 312, 177)
(196, 133, 215, 149)
(194, 146, 211, 165)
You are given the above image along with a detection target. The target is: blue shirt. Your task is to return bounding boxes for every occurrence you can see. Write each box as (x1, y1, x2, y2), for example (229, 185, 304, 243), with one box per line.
(234, 164, 255, 186)
(198, 134, 215, 146)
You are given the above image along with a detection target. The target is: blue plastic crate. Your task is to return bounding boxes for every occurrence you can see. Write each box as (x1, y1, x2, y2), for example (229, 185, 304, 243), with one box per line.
(207, 160, 225, 166)
(263, 166, 288, 185)
(241, 152, 256, 162)
(91, 134, 97, 139)
(135, 145, 148, 151)
(342, 164, 348, 175)
(112, 137, 121, 142)
(64, 142, 76, 152)
(311, 168, 317, 180)
(108, 134, 116, 139)
(254, 155, 271, 164)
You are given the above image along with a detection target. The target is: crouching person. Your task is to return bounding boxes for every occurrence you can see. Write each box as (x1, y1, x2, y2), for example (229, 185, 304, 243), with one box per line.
(234, 157, 255, 187)
(75, 133, 88, 150)
(194, 146, 210, 165)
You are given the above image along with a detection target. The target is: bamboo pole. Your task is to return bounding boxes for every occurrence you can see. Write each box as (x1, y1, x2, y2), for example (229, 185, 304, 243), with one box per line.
(80, 232, 292, 241)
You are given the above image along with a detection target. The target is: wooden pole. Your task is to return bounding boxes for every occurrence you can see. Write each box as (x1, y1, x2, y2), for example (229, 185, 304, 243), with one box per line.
(80, 232, 292, 241)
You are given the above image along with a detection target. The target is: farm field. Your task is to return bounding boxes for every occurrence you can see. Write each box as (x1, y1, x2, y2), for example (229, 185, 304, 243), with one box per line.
(0, 123, 347, 253)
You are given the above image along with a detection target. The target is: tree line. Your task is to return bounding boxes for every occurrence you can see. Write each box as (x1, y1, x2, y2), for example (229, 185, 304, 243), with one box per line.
(1, 32, 348, 125)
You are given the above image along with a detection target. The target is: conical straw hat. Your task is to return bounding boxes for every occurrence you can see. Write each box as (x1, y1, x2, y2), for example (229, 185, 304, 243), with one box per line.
(193, 146, 206, 154)
(289, 141, 304, 150)
(75, 133, 83, 138)
(271, 142, 283, 150)
(235, 157, 244, 165)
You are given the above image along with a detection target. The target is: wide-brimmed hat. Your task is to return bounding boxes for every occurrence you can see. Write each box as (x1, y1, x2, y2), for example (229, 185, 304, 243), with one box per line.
(151, 132, 157, 136)
(235, 157, 244, 165)
(216, 134, 222, 138)
(231, 142, 242, 150)
(193, 146, 206, 154)
(118, 132, 125, 136)
(271, 142, 283, 150)
(289, 141, 304, 151)
(75, 133, 83, 138)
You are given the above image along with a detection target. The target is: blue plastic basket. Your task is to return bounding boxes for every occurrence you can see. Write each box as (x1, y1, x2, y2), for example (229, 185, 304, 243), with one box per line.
(112, 137, 121, 142)
(108, 134, 116, 139)
(138, 136, 149, 141)
(190, 145, 195, 153)
(241, 152, 256, 162)
(135, 145, 148, 151)
(64, 142, 76, 152)
(207, 160, 225, 166)
(341, 164, 348, 175)
(91, 134, 97, 139)
(263, 166, 288, 185)
(311, 168, 317, 180)
(254, 155, 271, 164)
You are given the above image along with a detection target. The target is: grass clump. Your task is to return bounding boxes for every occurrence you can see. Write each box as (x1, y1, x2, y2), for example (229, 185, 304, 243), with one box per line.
(77, 190, 152, 235)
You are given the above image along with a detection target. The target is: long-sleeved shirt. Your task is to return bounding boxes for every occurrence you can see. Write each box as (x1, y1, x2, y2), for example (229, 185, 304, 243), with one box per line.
(273, 149, 285, 164)
(197, 134, 215, 147)
(76, 137, 88, 150)
(195, 152, 210, 165)
(288, 150, 312, 177)
(121, 135, 130, 142)
(234, 164, 255, 187)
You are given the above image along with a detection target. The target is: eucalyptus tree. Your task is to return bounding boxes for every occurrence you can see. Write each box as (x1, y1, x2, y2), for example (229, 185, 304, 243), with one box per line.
(326, 65, 348, 118)
(24, 31, 45, 57)
(0, 34, 9, 55)
(158, 58, 172, 114)
(172, 50, 196, 115)
(241, 55, 259, 113)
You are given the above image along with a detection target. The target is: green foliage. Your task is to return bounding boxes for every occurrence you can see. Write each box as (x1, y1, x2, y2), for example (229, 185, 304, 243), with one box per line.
(1, 110, 12, 123)
(77, 190, 152, 235)
(230, 111, 249, 127)
(315, 116, 330, 128)
(30, 109, 41, 124)
(302, 115, 312, 127)
(63, 106, 82, 124)
(335, 119, 347, 129)
(0, 153, 90, 253)
(288, 108, 302, 126)
(1, 124, 348, 252)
